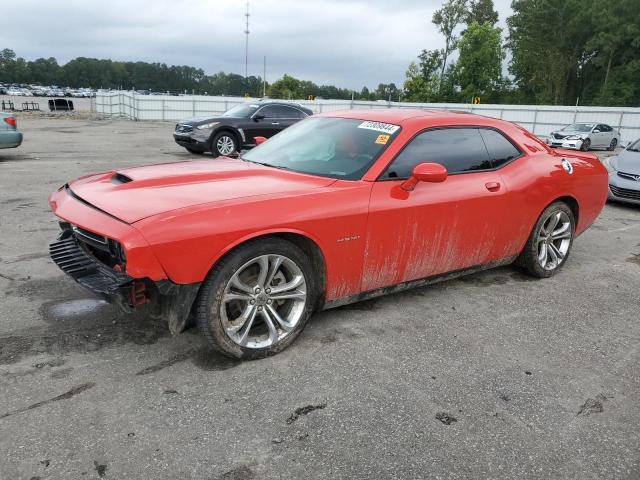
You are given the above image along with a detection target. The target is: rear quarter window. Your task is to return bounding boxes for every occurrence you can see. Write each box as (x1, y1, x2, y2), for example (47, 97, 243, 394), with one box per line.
(479, 129, 522, 168)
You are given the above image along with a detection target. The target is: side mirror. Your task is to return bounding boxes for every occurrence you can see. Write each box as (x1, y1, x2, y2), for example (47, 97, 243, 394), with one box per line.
(593, 129, 600, 133)
(253, 113, 265, 121)
(401, 162, 447, 191)
(254, 136, 267, 145)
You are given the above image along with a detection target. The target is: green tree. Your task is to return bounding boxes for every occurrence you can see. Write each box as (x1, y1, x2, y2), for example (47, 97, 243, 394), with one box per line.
(432, 0, 468, 89)
(507, 0, 594, 105)
(464, 0, 498, 27)
(403, 50, 442, 102)
(455, 22, 505, 101)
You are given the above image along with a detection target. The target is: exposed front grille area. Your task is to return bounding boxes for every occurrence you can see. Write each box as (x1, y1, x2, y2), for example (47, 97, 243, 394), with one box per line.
(50, 229, 131, 295)
(617, 171, 640, 182)
(58, 223, 126, 269)
(610, 185, 640, 200)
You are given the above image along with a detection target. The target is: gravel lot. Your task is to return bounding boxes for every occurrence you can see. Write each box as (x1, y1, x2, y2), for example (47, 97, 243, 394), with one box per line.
(0, 117, 639, 480)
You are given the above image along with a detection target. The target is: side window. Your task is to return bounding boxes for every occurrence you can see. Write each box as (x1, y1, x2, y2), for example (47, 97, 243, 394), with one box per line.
(382, 128, 491, 179)
(258, 105, 280, 119)
(479, 129, 522, 168)
(282, 106, 306, 119)
(601, 124, 612, 132)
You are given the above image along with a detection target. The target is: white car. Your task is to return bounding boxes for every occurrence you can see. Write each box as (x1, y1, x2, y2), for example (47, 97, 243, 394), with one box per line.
(6, 88, 23, 96)
(604, 138, 640, 205)
(547, 123, 619, 151)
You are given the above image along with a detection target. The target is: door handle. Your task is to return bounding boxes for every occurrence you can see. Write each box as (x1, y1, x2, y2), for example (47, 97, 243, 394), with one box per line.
(485, 182, 501, 192)
(271, 122, 280, 125)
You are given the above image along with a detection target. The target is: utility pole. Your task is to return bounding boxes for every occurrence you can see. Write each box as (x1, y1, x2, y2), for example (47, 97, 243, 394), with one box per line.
(244, 2, 250, 88)
(263, 56, 266, 97)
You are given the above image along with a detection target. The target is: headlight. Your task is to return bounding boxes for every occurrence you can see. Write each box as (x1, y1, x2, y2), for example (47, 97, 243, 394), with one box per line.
(196, 122, 219, 130)
(602, 156, 618, 173)
(565, 134, 584, 140)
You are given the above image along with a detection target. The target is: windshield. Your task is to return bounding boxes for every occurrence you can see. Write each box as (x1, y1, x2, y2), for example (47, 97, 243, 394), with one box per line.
(562, 123, 593, 132)
(627, 138, 640, 152)
(222, 104, 259, 118)
(242, 117, 401, 180)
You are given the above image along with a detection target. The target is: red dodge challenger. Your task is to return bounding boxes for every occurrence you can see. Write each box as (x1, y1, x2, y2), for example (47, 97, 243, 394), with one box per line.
(49, 110, 608, 359)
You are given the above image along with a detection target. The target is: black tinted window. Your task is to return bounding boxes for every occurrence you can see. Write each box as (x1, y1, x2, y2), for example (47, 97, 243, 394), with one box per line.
(259, 105, 302, 119)
(383, 128, 491, 178)
(479, 129, 521, 168)
(258, 105, 281, 119)
(282, 106, 306, 119)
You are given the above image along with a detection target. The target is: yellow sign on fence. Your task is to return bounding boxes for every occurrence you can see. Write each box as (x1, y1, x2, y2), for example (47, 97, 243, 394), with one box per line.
(473, 96, 481, 104)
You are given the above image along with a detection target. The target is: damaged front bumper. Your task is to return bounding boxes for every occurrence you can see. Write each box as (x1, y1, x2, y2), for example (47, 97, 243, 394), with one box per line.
(49, 225, 200, 334)
(547, 137, 584, 150)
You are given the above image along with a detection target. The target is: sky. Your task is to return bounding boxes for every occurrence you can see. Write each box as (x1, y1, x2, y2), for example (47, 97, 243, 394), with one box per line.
(0, 0, 514, 90)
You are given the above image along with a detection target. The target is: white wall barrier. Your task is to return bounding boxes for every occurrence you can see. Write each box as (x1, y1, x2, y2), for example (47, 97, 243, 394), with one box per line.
(95, 92, 640, 141)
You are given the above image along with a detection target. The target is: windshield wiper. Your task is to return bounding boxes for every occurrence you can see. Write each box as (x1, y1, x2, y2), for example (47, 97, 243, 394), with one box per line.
(242, 159, 292, 171)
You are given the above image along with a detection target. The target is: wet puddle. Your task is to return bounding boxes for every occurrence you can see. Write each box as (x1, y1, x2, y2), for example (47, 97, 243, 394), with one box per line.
(45, 298, 109, 320)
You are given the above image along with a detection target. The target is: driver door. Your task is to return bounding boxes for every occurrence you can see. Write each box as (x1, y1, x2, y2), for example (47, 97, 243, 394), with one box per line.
(250, 105, 285, 139)
(362, 127, 518, 291)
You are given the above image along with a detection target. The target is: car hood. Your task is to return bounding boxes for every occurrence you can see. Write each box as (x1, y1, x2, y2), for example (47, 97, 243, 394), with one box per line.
(68, 158, 336, 223)
(553, 130, 587, 136)
(176, 116, 223, 125)
(614, 150, 640, 174)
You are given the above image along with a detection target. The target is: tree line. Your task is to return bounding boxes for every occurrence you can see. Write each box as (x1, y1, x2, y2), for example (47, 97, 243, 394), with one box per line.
(404, 0, 640, 106)
(1, 0, 638, 106)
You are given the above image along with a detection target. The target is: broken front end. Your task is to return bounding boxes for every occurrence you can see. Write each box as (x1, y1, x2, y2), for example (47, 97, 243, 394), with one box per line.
(49, 222, 200, 334)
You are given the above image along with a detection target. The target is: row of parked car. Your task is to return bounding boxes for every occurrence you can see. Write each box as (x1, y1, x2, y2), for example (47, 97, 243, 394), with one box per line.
(0, 84, 96, 97)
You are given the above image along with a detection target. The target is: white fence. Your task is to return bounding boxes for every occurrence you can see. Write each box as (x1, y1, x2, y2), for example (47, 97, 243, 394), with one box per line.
(94, 92, 640, 141)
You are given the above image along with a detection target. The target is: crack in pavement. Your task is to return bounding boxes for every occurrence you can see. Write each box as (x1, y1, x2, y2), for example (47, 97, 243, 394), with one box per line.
(0, 382, 95, 420)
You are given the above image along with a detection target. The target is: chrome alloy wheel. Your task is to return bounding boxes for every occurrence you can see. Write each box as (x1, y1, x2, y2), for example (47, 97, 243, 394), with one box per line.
(537, 211, 572, 270)
(216, 135, 235, 155)
(219, 254, 307, 349)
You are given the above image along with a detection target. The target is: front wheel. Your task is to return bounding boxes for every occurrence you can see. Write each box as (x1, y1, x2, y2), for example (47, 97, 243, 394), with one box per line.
(195, 238, 317, 359)
(607, 138, 617, 151)
(211, 131, 238, 157)
(517, 202, 575, 278)
(580, 138, 591, 151)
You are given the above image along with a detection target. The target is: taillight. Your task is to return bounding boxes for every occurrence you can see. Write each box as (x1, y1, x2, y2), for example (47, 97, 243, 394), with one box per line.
(3, 117, 16, 128)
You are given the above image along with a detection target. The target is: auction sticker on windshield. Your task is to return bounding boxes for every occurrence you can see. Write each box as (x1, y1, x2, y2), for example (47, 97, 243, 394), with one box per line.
(375, 134, 391, 145)
(358, 121, 400, 134)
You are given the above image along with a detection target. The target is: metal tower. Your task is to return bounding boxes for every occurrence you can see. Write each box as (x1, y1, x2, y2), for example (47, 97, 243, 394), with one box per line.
(244, 2, 250, 82)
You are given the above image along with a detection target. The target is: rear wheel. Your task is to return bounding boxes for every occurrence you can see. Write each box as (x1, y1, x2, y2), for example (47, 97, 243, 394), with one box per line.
(580, 138, 591, 151)
(196, 238, 316, 359)
(607, 138, 617, 151)
(211, 131, 238, 157)
(517, 202, 575, 278)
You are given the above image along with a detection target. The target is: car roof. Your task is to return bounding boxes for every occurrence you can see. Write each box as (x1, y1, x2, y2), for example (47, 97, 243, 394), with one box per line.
(317, 108, 502, 126)
(256, 100, 313, 114)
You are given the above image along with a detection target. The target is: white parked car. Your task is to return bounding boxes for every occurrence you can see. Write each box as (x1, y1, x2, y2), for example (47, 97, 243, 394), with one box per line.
(604, 137, 640, 205)
(6, 88, 23, 96)
(547, 123, 619, 151)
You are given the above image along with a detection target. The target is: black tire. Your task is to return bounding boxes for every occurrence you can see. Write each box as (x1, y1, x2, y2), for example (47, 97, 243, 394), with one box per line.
(195, 238, 317, 359)
(607, 138, 617, 151)
(210, 131, 238, 157)
(185, 147, 204, 154)
(516, 201, 575, 278)
(580, 138, 591, 151)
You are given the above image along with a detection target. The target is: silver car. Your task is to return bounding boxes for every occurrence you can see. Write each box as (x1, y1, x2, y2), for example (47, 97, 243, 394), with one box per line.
(0, 111, 23, 149)
(604, 138, 640, 205)
(548, 123, 619, 151)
